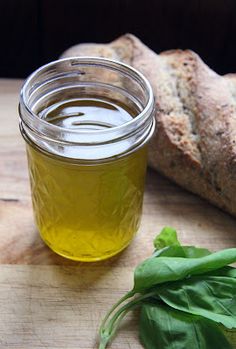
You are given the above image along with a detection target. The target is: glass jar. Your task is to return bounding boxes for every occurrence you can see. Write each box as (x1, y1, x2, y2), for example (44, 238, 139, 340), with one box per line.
(19, 57, 155, 262)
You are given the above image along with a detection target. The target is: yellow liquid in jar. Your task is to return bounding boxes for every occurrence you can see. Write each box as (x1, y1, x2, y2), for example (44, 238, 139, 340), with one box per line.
(27, 98, 148, 261)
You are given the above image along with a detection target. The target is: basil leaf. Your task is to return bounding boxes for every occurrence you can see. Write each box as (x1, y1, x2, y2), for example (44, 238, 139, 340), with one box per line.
(133, 248, 236, 292)
(180, 246, 211, 258)
(153, 245, 211, 258)
(140, 302, 233, 349)
(153, 227, 210, 257)
(156, 275, 236, 329)
(153, 227, 180, 250)
(205, 266, 236, 278)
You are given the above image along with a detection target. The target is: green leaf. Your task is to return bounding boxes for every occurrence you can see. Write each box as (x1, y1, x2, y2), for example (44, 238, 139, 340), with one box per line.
(156, 275, 236, 329)
(153, 227, 180, 250)
(179, 246, 211, 258)
(153, 245, 211, 258)
(205, 266, 236, 278)
(133, 248, 236, 292)
(140, 302, 233, 349)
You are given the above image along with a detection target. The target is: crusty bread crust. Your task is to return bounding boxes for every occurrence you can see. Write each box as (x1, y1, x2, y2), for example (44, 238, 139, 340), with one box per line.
(61, 34, 236, 216)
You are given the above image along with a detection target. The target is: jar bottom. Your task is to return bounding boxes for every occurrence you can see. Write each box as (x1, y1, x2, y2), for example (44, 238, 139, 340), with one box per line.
(39, 230, 137, 262)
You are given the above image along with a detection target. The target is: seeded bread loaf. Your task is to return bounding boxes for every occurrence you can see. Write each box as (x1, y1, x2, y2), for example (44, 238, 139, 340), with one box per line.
(61, 34, 236, 216)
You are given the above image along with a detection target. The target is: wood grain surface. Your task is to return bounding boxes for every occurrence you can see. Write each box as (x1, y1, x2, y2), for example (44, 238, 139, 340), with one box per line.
(1, 79, 236, 348)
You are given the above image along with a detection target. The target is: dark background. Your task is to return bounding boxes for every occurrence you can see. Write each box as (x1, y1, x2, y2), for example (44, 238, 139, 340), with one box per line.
(2, 0, 236, 78)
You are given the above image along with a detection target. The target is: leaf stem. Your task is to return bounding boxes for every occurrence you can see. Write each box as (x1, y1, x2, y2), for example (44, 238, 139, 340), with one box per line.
(99, 290, 134, 336)
(99, 290, 157, 348)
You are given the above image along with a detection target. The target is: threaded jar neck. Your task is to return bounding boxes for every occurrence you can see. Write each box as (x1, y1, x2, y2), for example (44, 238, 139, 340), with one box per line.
(19, 57, 155, 161)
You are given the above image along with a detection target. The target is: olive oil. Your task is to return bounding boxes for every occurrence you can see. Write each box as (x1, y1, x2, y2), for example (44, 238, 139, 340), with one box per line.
(27, 98, 147, 261)
(39, 98, 136, 129)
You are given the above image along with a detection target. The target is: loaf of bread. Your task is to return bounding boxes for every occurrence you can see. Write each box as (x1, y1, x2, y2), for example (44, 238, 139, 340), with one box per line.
(61, 34, 236, 217)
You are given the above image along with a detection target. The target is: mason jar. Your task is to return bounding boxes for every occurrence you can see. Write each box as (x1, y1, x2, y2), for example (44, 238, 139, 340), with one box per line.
(19, 57, 155, 262)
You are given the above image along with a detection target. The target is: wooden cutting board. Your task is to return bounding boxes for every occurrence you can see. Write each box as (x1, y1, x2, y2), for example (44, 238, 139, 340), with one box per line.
(1, 79, 236, 349)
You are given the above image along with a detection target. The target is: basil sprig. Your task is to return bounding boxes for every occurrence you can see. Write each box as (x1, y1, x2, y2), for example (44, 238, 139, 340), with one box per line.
(98, 227, 236, 349)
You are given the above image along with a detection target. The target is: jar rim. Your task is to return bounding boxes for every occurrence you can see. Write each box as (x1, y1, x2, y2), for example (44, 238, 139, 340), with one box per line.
(19, 56, 154, 137)
(19, 56, 155, 160)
